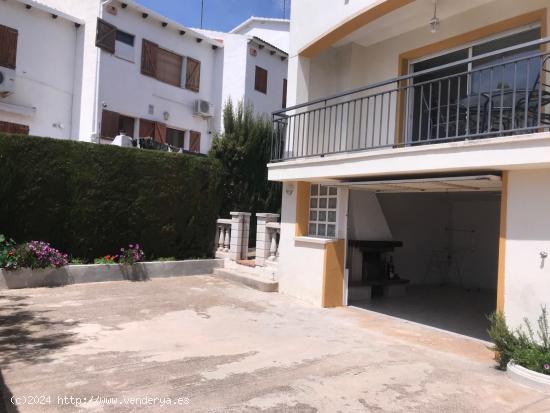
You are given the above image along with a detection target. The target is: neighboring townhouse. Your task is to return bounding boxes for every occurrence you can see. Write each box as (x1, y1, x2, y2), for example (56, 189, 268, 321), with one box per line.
(268, 0, 550, 339)
(0, 0, 84, 139)
(198, 17, 289, 122)
(1, 0, 223, 153)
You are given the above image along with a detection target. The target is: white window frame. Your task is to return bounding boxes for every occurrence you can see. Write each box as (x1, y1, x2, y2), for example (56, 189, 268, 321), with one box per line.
(308, 184, 338, 238)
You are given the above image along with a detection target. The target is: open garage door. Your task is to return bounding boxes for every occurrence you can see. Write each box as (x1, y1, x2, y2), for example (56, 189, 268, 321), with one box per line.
(342, 174, 501, 341)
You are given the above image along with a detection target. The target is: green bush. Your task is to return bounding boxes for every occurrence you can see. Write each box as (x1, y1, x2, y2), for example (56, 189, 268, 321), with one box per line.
(488, 307, 550, 374)
(0, 134, 222, 261)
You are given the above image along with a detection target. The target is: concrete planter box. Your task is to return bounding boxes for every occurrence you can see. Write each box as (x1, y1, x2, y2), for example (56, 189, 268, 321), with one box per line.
(0, 259, 224, 290)
(507, 361, 550, 394)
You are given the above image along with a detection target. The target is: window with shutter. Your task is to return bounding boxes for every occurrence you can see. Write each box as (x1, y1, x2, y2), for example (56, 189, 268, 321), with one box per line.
(157, 48, 183, 87)
(100, 110, 120, 140)
(185, 58, 201, 92)
(118, 114, 135, 137)
(153, 122, 167, 144)
(141, 39, 158, 77)
(0, 120, 28, 135)
(282, 78, 288, 108)
(255, 66, 268, 94)
(139, 118, 155, 138)
(166, 128, 185, 148)
(189, 131, 201, 153)
(95, 18, 116, 54)
(0, 24, 18, 69)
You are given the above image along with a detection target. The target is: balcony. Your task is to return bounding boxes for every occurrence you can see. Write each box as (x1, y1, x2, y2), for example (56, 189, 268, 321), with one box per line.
(271, 37, 550, 163)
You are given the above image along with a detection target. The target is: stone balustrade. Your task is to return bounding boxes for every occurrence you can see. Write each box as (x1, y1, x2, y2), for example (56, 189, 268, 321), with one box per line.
(215, 218, 232, 257)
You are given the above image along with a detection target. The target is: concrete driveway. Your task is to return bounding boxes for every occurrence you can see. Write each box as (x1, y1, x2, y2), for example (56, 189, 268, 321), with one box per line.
(0, 275, 548, 412)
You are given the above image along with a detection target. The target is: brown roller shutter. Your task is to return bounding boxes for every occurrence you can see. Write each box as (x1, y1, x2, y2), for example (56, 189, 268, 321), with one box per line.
(0, 120, 28, 135)
(185, 58, 201, 92)
(95, 18, 116, 54)
(189, 131, 201, 153)
(157, 48, 182, 87)
(101, 110, 120, 140)
(141, 39, 158, 77)
(0, 25, 18, 69)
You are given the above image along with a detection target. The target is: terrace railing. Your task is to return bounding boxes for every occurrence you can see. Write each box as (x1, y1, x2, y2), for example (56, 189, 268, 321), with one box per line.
(271, 37, 550, 162)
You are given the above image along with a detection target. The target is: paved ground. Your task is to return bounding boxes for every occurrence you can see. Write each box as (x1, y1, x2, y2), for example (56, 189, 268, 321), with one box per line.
(0, 276, 549, 413)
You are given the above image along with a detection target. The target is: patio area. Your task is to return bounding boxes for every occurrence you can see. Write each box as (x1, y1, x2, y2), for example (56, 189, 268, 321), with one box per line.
(1, 276, 549, 412)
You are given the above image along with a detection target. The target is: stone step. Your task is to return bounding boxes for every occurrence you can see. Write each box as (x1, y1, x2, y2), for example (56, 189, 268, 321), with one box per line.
(213, 268, 278, 293)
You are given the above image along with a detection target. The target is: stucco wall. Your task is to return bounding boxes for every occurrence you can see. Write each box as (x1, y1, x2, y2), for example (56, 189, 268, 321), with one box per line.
(0, 0, 80, 139)
(504, 169, 550, 329)
(99, 6, 220, 152)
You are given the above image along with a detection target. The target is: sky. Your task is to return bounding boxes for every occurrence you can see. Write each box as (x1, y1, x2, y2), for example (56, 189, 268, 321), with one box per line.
(136, 0, 291, 32)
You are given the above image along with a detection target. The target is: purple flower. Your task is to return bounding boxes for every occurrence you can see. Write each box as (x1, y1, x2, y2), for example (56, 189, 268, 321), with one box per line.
(544, 364, 550, 370)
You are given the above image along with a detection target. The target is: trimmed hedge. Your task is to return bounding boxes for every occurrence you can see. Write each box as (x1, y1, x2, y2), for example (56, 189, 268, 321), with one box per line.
(0, 134, 222, 260)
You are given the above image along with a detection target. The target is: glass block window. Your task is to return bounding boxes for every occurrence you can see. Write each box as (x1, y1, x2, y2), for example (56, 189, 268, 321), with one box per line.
(308, 184, 337, 238)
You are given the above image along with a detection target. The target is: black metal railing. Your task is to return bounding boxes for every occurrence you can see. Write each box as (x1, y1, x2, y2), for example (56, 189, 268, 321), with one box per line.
(271, 37, 550, 162)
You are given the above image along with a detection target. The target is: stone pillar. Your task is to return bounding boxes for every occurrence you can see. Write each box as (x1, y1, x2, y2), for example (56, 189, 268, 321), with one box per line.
(256, 213, 280, 267)
(229, 212, 251, 261)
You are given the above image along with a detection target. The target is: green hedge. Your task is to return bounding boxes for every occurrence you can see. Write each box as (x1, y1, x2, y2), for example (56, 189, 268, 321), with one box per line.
(0, 134, 222, 260)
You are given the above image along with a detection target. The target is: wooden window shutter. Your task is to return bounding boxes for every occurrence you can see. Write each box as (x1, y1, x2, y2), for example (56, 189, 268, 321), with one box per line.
(0, 25, 18, 69)
(282, 79, 288, 108)
(153, 122, 167, 144)
(185, 58, 201, 92)
(156, 48, 183, 87)
(189, 131, 201, 153)
(95, 18, 116, 54)
(0, 120, 28, 135)
(139, 118, 155, 138)
(141, 39, 158, 77)
(100, 110, 120, 139)
(255, 66, 268, 94)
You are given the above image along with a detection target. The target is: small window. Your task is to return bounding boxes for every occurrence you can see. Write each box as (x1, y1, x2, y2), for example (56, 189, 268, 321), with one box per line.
(255, 66, 268, 94)
(308, 184, 337, 238)
(166, 128, 185, 148)
(189, 130, 201, 153)
(0, 24, 18, 69)
(116, 30, 134, 46)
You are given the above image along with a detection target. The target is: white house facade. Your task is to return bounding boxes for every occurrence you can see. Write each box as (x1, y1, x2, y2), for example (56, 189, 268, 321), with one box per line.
(268, 0, 550, 340)
(0, 0, 84, 139)
(199, 17, 289, 123)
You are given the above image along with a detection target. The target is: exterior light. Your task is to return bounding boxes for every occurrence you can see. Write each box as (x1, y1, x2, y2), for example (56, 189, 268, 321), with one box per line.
(429, 0, 440, 33)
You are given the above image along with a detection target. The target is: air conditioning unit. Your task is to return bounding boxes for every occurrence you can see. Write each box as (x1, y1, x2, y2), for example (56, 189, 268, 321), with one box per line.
(194, 99, 213, 117)
(0, 68, 16, 98)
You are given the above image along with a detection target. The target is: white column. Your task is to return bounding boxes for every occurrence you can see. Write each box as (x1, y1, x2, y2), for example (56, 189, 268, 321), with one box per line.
(229, 212, 251, 261)
(256, 213, 280, 267)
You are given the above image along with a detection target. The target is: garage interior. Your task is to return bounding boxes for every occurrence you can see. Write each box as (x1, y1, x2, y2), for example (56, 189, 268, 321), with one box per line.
(345, 175, 501, 341)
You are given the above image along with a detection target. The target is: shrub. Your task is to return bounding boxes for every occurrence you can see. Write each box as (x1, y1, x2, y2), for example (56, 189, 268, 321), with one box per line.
(0, 240, 68, 270)
(488, 307, 550, 374)
(0, 234, 17, 269)
(118, 244, 145, 265)
(0, 134, 222, 260)
(94, 255, 117, 265)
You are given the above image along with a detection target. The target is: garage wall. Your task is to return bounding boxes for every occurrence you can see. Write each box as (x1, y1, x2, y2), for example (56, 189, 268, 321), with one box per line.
(377, 192, 499, 290)
(505, 169, 550, 329)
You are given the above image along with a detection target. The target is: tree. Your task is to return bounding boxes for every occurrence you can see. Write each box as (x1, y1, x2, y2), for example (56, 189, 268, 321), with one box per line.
(209, 100, 281, 227)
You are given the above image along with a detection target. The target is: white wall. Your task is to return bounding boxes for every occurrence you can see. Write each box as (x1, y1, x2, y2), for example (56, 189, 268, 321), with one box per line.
(278, 182, 326, 306)
(0, 0, 80, 139)
(98, 5, 221, 153)
(504, 169, 550, 329)
(244, 41, 288, 117)
(377, 192, 500, 290)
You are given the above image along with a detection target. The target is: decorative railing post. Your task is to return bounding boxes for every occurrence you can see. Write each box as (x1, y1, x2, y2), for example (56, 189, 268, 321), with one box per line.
(256, 213, 280, 267)
(230, 212, 251, 261)
(215, 218, 232, 258)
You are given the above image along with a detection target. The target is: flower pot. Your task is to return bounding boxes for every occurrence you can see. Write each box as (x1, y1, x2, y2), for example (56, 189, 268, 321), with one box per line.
(507, 360, 550, 394)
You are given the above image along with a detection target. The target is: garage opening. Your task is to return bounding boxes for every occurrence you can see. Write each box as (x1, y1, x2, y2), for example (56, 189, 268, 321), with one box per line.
(345, 175, 501, 341)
